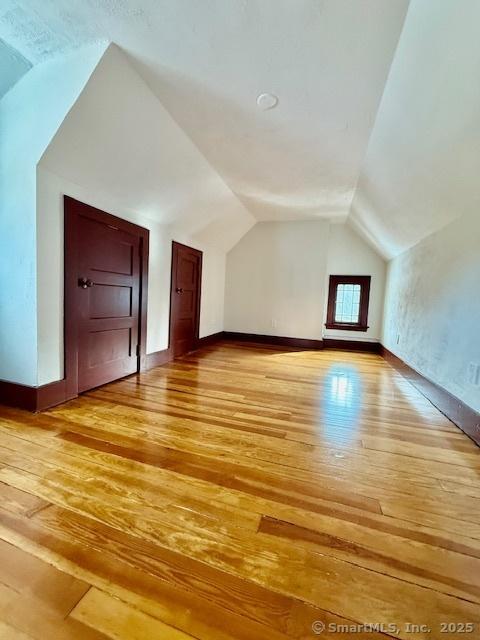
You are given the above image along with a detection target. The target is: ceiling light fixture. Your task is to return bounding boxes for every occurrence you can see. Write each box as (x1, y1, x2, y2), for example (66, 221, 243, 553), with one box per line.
(256, 93, 278, 110)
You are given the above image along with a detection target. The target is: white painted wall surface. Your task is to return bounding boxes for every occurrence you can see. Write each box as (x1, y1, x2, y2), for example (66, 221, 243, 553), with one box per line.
(224, 220, 386, 342)
(383, 210, 480, 413)
(0, 42, 106, 385)
(324, 224, 386, 342)
(37, 167, 226, 385)
(36, 45, 243, 385)
(225, 221, 329, 340)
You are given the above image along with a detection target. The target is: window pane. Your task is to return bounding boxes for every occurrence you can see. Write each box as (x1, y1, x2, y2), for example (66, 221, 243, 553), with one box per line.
(335, 284, 361, 323)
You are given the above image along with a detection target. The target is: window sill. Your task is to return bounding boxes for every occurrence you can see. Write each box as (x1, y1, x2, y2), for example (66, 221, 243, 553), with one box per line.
(325, 323, 369, 332)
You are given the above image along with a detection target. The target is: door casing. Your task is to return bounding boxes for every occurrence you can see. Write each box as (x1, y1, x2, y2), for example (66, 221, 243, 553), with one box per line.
(64, 196, 149, 400)
(168, 241, 203, 358)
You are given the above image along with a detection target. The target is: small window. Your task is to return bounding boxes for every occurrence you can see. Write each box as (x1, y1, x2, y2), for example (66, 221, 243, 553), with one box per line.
(326, 275, 371, 332)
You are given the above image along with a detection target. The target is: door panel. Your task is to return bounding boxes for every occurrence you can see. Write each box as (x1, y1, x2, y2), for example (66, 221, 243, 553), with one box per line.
(89, 285, 132, 319)
(170, 242, 202, 358)
(84, 220, 135, 275)
(88, 328, 132, 367)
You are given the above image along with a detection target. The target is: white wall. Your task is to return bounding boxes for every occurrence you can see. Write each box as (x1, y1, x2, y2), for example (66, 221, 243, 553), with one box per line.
(324, 224, 386, 342)
(37, 168, 226, 385)
(36, 44, 246, 385)
(224, 220, 386, 342)
(0, 42, 106, 385)
(382, 210, 480, 413)
(225, 221, 329, 340)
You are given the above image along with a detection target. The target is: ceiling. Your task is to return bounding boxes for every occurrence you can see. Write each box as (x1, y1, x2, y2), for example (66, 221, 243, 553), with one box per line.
(1, 0, 477, 258)
(0, 37, 30, 97)
(0, 0, 408, 222)
(39, 43, 256, 252)
(350, 0, 480, 258)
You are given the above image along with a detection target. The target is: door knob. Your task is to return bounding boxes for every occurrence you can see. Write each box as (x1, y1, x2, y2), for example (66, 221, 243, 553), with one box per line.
(175, 287, 184, 294)
(79, 277, 94, 289)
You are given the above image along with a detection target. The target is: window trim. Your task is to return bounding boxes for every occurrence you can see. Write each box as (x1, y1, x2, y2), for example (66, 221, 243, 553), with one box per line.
(325, 275, 371, 332)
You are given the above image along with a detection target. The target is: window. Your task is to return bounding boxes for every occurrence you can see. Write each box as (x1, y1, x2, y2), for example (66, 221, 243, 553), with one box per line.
(325, 275, 371, 332)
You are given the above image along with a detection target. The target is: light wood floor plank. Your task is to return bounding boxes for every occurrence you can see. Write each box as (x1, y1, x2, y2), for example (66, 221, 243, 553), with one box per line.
(0, 343, 479, 639)
(71, 588, 197, 640)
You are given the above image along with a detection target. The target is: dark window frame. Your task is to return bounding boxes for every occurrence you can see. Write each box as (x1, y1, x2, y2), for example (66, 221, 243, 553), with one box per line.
(325, 275, 371, 332)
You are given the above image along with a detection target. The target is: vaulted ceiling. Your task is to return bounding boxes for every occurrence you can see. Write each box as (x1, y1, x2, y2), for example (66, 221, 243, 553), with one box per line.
(350, 0, 480, 258)
(0, 36, 30, 97)
(1, 0, 478, 258)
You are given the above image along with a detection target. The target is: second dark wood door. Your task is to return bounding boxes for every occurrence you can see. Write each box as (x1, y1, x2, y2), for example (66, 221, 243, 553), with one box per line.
(76, 213, 141, 392)
(170, 242, 202, 358)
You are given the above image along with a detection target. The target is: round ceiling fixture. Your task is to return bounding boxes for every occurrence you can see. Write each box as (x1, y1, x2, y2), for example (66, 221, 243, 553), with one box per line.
(256, 93, 278, 110)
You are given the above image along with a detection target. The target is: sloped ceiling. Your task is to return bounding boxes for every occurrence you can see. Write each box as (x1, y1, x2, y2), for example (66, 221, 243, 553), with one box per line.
(0, 37, 31, 98)
(350, 0, 480, 258)
(40, 44, 255, 252)
(2, 1, 476, 259)
(0, 0, 408, 225)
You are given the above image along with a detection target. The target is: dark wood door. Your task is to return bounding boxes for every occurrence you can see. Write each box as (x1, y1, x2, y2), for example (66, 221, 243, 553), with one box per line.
(170, 242, 202, 358)
(65, 197, 148, 397)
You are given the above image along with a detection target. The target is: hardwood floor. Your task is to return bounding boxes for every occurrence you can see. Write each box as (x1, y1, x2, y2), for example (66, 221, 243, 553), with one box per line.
(0, 341, 479, 639)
